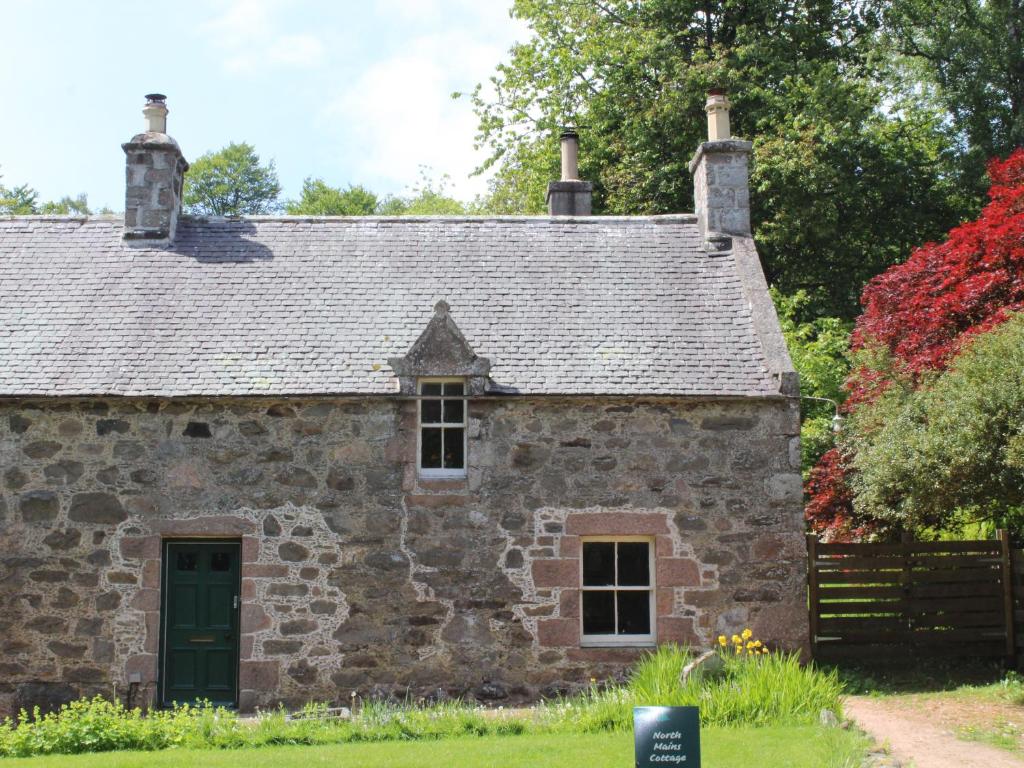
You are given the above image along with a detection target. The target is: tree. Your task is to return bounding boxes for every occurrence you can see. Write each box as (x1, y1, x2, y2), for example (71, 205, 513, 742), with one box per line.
(377, 172, 471, 215)
(0, 169, 38, 214)
(469, 0, 969, 318)
(183, 143, 281, 216)
(844, 313, 1024, 535)
(38, 194, 91, 216)
(877, 0, 1024, 194)
(285, 179, 378, 216)
(807, 149, 1024, 537)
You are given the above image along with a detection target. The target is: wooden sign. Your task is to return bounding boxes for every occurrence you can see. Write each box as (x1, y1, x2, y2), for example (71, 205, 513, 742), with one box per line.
(633, 706, 701, 767)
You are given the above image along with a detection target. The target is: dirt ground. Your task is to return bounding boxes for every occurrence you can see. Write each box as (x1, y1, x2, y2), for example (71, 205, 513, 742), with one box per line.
(846, 694, 1024, 768)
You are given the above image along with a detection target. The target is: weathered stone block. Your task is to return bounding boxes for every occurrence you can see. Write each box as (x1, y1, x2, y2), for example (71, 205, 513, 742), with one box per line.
(565, 512, 669, 536)
(68, 492, 126, 524)
(537, 618, 579, 647)
(531, 559, 578, 588)
(20, 491, 60, 522)
(656, 558, 701, 587)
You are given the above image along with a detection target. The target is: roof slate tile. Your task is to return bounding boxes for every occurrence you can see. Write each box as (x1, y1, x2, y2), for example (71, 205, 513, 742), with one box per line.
(0, 215, 778, 397)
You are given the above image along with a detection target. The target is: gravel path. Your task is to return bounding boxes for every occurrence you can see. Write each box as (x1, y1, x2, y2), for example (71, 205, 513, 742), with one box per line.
(846, 695, 1024, 768)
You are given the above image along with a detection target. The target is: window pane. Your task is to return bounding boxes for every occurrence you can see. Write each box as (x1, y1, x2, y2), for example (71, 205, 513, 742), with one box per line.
(443, 428, 465, 468)
(421, 399, 442, 422)
(421, 428, 443, 468)
(177, 552, 197, 571)
(443, 382, 464, 396)
(582, 590, 615, 635)
(617, 542, 650, 586)
(443, 398, 464, 424)
(211, 552, 231, 572)
(582, 542, 615, 586)
(617, 591, 651, 635)
(421, 382, 443, 396)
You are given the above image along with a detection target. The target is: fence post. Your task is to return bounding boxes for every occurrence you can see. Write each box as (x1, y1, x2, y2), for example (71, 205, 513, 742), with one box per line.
(999, 529, 1015, 665)
(900, 531, 915, 655)
(806, 533, 819, 659)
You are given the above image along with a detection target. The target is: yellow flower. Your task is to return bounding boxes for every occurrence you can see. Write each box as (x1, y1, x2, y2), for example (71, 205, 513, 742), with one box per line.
(741, 628, 753, 640)
(731, 634, 742, 645)
(735, 646, 742, 655)
(761, 648, 769, 655)
(718, 635, 727, 647)
(746, 641, 755, 649)
(753, 640, 762, 648)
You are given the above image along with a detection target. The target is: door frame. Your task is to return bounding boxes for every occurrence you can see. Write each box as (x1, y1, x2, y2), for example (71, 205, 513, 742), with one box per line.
(157, 538, 242, 708)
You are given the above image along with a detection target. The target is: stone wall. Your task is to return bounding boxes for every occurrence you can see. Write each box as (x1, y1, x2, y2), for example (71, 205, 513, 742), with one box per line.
(0, 395, 806, 716)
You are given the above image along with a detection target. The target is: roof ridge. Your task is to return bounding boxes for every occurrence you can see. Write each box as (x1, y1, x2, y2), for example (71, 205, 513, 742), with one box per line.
(0, 213, 699, 225)
(182, 214, 699, 224)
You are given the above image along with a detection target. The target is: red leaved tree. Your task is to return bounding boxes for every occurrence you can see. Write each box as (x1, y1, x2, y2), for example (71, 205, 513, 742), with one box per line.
(807, 148, 1024, 537)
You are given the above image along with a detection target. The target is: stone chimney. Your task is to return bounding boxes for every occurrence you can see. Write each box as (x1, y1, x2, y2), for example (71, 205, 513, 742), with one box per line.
(546, 128, 592, 216)
(689, 90, 752, 248)
(122, 94, 189, 242)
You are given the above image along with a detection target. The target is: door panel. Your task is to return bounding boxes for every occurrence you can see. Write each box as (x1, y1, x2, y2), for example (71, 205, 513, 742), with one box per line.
(161, 541, 240, 707)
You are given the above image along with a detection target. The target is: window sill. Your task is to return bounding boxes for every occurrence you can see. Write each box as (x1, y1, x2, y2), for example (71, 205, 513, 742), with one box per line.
(580, 639, 657, 649)
(415, 476, 469, 493)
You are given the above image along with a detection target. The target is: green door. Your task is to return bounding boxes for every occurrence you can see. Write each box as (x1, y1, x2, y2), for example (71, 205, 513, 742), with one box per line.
(160, 540, 240, 707)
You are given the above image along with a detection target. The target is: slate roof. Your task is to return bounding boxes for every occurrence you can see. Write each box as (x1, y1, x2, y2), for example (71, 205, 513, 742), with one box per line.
(0, 215, 792, 398)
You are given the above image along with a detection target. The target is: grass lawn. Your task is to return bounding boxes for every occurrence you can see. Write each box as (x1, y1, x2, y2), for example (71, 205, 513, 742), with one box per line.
(0, 727, 869, 768)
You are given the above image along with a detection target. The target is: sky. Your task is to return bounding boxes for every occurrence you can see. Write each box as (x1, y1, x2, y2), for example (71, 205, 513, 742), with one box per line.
(0, 0, 529, 211)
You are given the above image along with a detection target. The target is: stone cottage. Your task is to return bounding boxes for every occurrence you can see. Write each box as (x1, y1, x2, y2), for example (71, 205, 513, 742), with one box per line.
(0, 93, 806, 716)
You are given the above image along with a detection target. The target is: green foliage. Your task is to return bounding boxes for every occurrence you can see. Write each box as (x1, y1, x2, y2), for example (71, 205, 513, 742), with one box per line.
(773, 290, 851, 475)
(536, 644, 842, 732)
(285, 179, 379, 216)
(0, 698, 236, 757)
(843, 313, 1024, 534)
(876, 0, 1024, 195)
(378, 172, 472, 216)
(37, 194, 91, 216)
(0, 646, 843, 759)
(0, 169, 39, 215)
(183, 143, 282, 216)
(1, 170, 102, 216)
(468, 0, 969, 318)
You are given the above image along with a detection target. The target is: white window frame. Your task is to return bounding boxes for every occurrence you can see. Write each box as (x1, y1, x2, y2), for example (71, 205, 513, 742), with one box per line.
(579, 535, 657, 647)
(417, 377, 468, 479)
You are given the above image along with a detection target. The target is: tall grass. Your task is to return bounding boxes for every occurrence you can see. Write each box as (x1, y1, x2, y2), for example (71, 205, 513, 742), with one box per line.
(536, 644, 843, 732)
(0, 645, 843, 758)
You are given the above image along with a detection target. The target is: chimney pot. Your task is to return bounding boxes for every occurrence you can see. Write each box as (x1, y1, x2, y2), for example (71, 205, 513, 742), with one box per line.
(705, 90, 731, 142)
(547, 127, 592, 216)
(560, 129, 580, 181)
(142, 93, 169, 134)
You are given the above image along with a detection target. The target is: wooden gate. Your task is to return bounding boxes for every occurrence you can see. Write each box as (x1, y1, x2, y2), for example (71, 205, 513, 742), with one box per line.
(807, 531, 1014, 662)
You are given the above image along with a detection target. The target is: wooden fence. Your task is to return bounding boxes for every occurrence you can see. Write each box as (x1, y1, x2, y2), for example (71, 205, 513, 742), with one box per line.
(807, 531, 1014, 662)
(1013, 550, 1024, 661)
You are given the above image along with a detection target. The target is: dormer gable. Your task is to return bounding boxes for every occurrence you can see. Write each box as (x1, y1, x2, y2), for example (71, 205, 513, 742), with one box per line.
(388, 301, 491, 395)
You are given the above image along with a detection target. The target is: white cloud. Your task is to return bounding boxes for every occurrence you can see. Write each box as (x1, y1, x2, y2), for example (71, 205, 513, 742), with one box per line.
(199, 0, 326, 74)
(321, 10, 527, 200)
(268, 34, 325, 68)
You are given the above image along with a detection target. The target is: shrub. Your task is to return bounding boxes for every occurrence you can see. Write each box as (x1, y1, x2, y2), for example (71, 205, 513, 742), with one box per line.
(0, 697, 240, 758)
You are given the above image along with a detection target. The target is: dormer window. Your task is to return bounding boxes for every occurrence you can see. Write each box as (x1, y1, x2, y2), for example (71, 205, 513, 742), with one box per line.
(418, 378, 466, 476)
